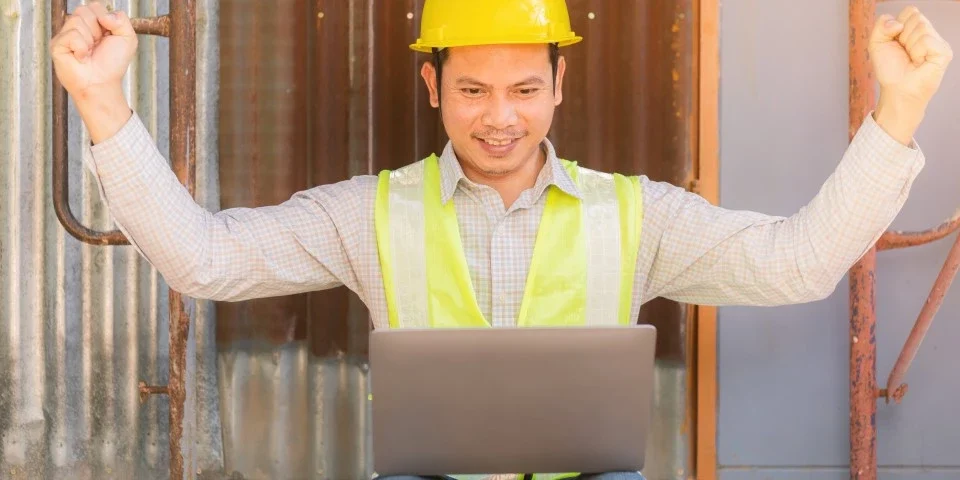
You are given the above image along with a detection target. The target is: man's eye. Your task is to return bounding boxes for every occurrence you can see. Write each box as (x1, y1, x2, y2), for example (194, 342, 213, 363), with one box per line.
(518, 88, 538, 95)
(461, 88, 483, 96)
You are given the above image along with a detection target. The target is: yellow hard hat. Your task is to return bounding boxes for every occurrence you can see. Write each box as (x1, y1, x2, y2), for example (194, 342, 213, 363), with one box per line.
(410, 0, 583, 53)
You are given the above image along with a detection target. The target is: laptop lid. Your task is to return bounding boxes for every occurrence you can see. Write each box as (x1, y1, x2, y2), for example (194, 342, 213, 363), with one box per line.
(370, 325, 657, 476)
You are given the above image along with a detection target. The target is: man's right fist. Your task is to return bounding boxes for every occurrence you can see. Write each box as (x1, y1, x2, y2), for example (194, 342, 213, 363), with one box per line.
(50, 1, 138, 102)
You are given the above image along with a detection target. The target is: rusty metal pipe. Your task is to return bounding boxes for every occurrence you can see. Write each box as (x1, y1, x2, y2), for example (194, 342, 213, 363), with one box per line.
(50, 5, 174, 247)
(166, 1, 197, 479)
(884, 230, 960, 403)
(131, 15, 172, 37)
(138, 381, 170, 404)
(51, 0, 130, 246)
(877, 209, 960, 250)
(849, 0, 877, 478)
(849, 250, 877, 480)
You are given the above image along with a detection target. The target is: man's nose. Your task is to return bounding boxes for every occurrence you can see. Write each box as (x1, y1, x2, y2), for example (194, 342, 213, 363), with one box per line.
(482, 94, 519, 130)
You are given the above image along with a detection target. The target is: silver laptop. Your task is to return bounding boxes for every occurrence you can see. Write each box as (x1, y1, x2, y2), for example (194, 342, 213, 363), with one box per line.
(370, 325, 657, 477)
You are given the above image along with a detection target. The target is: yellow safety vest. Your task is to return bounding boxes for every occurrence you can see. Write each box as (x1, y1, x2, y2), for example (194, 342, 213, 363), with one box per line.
(373, 154, 644, 480)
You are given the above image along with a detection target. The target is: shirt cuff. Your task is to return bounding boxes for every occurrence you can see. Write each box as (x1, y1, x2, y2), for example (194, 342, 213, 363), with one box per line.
(850, 110, 926, 189)
(82, 111, 164, 190)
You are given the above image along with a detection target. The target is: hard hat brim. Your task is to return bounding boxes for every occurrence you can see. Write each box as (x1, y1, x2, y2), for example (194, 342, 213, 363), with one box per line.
(409, 35, 583, 53)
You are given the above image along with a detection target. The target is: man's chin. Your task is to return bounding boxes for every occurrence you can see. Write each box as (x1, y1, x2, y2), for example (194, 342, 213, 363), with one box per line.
(479, 168, 514, 177)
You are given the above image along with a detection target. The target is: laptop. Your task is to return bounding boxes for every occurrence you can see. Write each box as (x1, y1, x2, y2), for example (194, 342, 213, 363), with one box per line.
(369, 325, 657, 477)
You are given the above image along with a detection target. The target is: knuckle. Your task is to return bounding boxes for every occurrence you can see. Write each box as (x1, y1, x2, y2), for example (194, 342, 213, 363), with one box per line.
(899, 5, 919, 18)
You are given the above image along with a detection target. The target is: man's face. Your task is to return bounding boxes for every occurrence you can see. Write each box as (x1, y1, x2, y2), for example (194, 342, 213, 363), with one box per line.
(420, 44, 565, 179)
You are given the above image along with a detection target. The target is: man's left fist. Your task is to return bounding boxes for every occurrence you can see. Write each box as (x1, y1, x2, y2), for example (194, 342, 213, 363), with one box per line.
(870, 6, 953, 106)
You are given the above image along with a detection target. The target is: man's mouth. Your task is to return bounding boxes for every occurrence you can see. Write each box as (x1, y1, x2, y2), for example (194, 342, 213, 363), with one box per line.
(474, 135, 522, 156)
(479, 138, 518, 146)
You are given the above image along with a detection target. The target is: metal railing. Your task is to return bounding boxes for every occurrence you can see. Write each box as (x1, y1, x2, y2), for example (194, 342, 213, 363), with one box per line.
(50, 1, 197, 479)
(848, 1, 960, 478)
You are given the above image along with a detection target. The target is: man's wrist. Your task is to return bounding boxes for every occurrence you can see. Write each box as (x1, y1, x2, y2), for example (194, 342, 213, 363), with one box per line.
(873, 93, 925, 146)
(74, 86, 132, 144)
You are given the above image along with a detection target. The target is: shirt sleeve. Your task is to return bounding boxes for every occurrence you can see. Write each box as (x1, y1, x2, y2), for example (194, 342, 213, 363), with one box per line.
(82, 111, 371, 302)
(637, 111, 926, 306)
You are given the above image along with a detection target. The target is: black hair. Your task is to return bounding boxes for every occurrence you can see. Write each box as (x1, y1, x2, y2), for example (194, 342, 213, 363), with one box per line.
(431, 43, 561, 105)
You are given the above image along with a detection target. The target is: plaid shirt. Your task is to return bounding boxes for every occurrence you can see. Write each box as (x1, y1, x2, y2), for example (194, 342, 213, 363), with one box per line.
(84, 111, 924, 330)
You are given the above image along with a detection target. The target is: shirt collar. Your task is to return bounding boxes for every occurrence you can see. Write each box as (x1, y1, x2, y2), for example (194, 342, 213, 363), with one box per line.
(437, 138, 582, 204)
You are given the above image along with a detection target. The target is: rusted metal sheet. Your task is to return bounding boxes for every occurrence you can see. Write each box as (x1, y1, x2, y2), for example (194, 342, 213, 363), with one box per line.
(310, 0, 374, 360)
(215, 0, 372, 478)
(216, 0, 310, 350)
(371, 0, 431, 169)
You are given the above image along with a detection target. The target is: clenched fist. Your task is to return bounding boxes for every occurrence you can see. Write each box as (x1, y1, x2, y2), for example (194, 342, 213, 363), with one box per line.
(869, 6, 953, 144)
(50, 1, 138, 142)
(50, 2, 138, 100)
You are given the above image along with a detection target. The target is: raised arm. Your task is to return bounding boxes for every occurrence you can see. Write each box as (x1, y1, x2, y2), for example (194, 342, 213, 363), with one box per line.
(51, 3, 368, 302)
(639, 112, 924, 306)
(638, 7, 951, 307)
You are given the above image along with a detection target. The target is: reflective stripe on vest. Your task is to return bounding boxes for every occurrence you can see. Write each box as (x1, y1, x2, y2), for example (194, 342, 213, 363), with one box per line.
(374, 154, 643, 329)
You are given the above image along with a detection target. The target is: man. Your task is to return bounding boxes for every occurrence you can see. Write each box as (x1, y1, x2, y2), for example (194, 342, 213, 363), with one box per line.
(51, 0, 951, 479)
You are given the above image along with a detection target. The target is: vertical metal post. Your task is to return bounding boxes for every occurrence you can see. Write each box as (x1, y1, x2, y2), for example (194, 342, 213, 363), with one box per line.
(168, 1, 197, 478)
(849, 1, 877, 478)
(849, 251, 877, 480)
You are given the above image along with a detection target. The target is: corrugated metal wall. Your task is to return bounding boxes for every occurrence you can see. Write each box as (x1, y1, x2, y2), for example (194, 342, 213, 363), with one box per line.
(0, 1, 222, 479)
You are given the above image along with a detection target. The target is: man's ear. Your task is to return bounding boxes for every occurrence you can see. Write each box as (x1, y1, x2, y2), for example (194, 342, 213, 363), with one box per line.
(554, 56, 566, 106)
(421, 61, 440, 108)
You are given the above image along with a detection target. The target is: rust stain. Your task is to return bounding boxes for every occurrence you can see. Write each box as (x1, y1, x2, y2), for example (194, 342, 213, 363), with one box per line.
(168, 291, 191, 480)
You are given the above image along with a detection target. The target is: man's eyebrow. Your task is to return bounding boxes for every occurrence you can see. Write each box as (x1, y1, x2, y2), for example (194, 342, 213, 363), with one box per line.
(512, 76, 546, 87)
(452, 76, 547, 88)
(454, 76, 491, 88)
